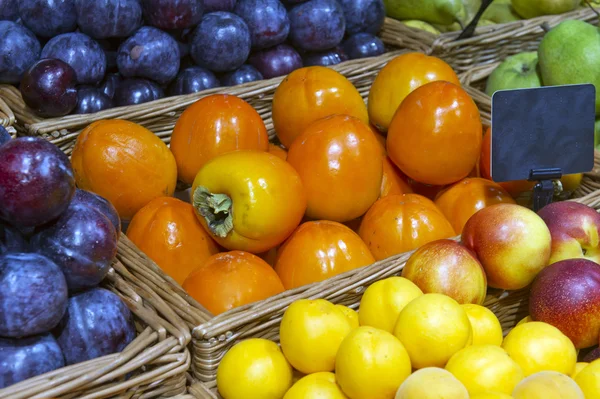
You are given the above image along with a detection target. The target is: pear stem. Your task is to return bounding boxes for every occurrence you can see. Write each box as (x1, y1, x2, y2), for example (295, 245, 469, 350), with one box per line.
(192, 186, 233, 238)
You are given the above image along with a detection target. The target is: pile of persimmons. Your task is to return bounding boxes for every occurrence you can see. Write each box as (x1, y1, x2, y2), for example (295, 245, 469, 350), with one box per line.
(68, 52, 583, 316)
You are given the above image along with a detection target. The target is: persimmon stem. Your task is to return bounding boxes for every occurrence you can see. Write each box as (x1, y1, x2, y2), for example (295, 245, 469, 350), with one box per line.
(192, 186, 233, 238)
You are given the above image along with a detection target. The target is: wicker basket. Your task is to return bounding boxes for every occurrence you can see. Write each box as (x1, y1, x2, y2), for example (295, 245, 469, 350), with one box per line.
(0, 235, 212, 399)
(0, 96, 17, 139)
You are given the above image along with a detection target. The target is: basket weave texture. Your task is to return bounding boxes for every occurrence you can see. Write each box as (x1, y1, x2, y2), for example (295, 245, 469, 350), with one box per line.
(0, 96, 17, 139)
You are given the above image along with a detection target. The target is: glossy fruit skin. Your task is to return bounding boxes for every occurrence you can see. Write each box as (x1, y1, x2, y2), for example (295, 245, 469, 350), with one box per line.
(380, 156, 413, 198)
(396, 368, 469, 399)
(168, 66, 220, 95)
(368, 52, 460, 133)
(343, 32, 385, 59)
(74, 0, 143, 39)
(302, 46, 348, 66)
(142, 0, 204, 29)
(274, 220, 375, 289)
(0, 126, 10, 146)
(127, 197, 220, 285)
(0, 137, 75, 228)
(71, 119, 177, 220)
(183, 251, 285, 315)
(71, 188, 121, 236)
(190, 12, 251, 72)
(221, 64, 263, 86)
(0, 334, 65, 389)
(0, 223, 27, 255)
(191, 151, 306, 253)
(0, 253, 68, 338)
(0, 21, 41, 84)
(513, 371, 584, 399)
(387, 81, 482, 186)
(55, 288, 136, 365)
(0, 0, 18, 21)
(268, 143, 287, 160)
(434, 178, 516, 234)
(114, 78, 165, 106)
(289, 0, 345, 51)
(99, 72, 122, 99)
(171, 94, 269, 184)
(74, 87, 114, 114)
(284, 372, 348, 399)
(358, 194, 456, 261)
(20, 59, 78, 117)
(18, 0, 77, 38)
(462, 304, 504, 347)
(234, 0, 289, 49)
(248, 43, 303, 79)
(272, 66, 368, 148)
(338, 0, 384, 34)
(287, 114, 383, 222)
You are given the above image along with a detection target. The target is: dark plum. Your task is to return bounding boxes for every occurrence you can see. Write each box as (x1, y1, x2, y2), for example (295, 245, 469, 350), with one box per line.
(233, 0, 289, 49)
(302, 46, 348, 66)
(55, 288, 136, 365)
(168, 66, 220, 95)
(342, 32, 384, 59)
(0, 253, 68, 338)
(114, 78, 165, 106)
(0, 21, 41, 84)
(117, 27, 180, 85)
(203, 0, 236, 12)
(20, 59, 78, 117)
(190, 12, 251, 72)
(583, 347, 600, 363)
(41, 32, 107, 84)
(99, 73, 122, 99)
(337, 0, 384, 35)
(0, 334, 64, 388)
(0, 126, 10, 146)
(248, 43, 302, 78)
(18, 0, 77, 38)
(0, 0, 19, 21)
(74, 87, 114, 114)
(288, 0, 345, 51)
(142, 0, 204, 29)
(74, 0, 143, 39)
(31, 203, 117, 292)
(0, 223, 27, 255)
(221, 64, 263, 86)
(0, 137, 75, 228)
(71, 188, 121, 237)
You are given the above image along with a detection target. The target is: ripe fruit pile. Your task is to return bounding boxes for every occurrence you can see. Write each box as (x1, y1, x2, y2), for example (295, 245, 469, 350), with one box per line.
(0, 136, 135, 389)
(0, 0, 386, 117)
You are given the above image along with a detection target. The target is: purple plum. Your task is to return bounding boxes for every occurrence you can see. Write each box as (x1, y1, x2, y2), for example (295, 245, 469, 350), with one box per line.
(0, 334, 64, 388)
(0, 137, 75, 228)
(190, 12, 251, 72)
(302, 46, 348, 66)
(99, 73, 122, 99)
(71, 188, 121, 237)
(54, 288, 136, 365)
(41, 32, 107, 84)
(248, 43, 302, 78)
(337, 0, 384, 35)
(343, 32, 384, 59)
(74, 87, 114, 114)
(221, 64, 263, 86)
(0, 223, 27, 255)
(0, 0, 19, 21)
(74, 0, 143, 39)
(31, 202, 117, 292)
(0, 253, 68, 338)
(0, 126, 10, 146)
(203, 0, 236, 12)
(117, 26, 180, 85)
(142, 0, 204, 29)
(288, 0, 345, 51)
(233, 0, 289, 49)
(0, 21, 41, 84)
(168, 66, 220, 95)
(114, 78, 165, 106)
(18, 0, 77, 38)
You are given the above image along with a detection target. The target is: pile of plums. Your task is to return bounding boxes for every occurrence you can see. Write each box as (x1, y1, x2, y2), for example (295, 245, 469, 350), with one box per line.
(0, 0, 386, 118)
(0, 135, 135, 390)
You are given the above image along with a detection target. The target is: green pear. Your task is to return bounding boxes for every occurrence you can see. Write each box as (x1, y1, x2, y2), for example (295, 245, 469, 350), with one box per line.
(595, 119, 600, 149)
(433, 22, 463, 32)
(478, 19, 497, 27)
(485, 52, 543, 96)
(482, 0, 522, 23)
(385, 0, 468, 26)
(538, 20, 600, 114)
(401, 20, 442, 35)
(462, 0, 482, 23)
(511, 0, 579, 18)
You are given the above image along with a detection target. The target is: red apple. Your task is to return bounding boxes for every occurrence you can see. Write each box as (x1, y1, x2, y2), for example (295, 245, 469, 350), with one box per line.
(529, 258, 600, 349)
(401, 239, 487, 305)
(537, 201, 600, 265)
(462, 203, 551, 290)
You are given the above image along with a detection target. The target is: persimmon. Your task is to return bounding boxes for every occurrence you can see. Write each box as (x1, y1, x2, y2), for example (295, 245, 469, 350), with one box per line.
(170, 94, 269, 184)
(183, 251, 285, 315)
(287, 114, 383, 222)
(407, 178, 447, 200)
(71, 119, 177, 220)
(368, 52, 460, 132)
(387, 81, 482, 186)
(358, 194, 456, 261)
(434, 177, 516, 234)
(126, 197, 220, 285)
(191, 150, 306, 253)
(381, 156, 413, 198)
(272, 66, 368, 148)
(370, 124, 387, 155)
(274, 221, 375, 289)
(268, 143, 288, 161)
